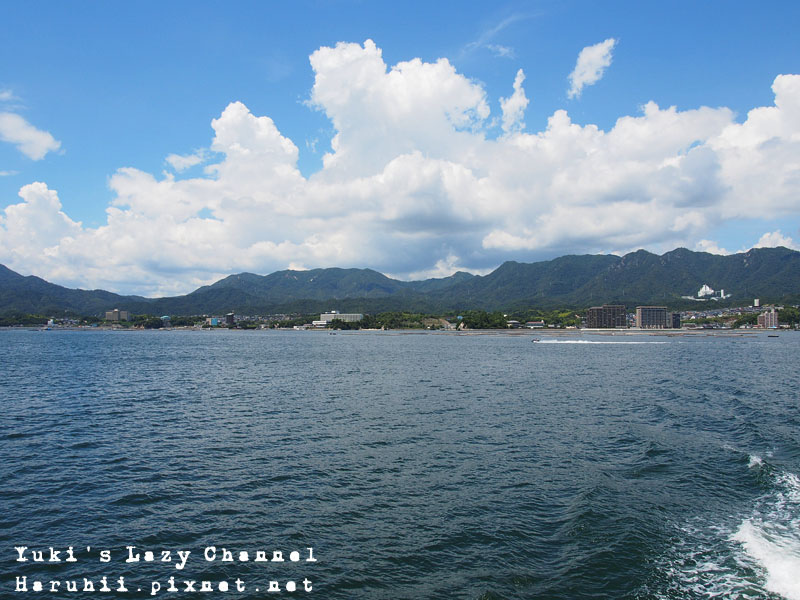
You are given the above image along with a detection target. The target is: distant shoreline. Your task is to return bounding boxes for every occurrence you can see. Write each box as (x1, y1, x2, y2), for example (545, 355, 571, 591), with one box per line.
(2, 326, 785, 337)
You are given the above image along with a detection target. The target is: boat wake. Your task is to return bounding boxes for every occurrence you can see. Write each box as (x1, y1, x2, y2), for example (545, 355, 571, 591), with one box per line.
(536, 339, 669, 344)
(647, 454, 800, 599)
(731, 465, 800, 599)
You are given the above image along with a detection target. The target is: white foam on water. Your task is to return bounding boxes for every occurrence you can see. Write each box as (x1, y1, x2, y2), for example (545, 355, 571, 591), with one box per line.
(729, 468, 800, 599)
(536, 339, 668, 344)
(651, 463, 800, 599)
(732, 519, 800, 600)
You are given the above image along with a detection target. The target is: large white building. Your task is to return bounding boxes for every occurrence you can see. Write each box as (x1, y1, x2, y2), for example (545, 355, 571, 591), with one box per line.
(697, 284, 715, 297)
(320, 311, 363, 323)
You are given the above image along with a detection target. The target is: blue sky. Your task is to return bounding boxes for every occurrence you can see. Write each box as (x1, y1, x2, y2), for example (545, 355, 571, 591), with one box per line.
(1, 1, 799, 295)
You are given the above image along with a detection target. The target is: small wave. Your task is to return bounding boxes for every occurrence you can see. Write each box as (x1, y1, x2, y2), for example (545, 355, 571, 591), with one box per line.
(749, 455, 764, 468)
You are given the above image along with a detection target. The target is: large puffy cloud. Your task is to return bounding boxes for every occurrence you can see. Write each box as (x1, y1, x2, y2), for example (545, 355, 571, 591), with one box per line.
(0, 112, 61, 160)
(709, 74, 800, 216)
(480, 102, 735, 253)
(0, 182, 81, 250)
(308, 40, 490, 178)
(0, 183, 82, 284)
(1, 40, 800, 296)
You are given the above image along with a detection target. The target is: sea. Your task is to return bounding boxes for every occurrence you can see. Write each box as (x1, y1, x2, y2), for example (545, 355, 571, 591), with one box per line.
(1, 328, 798, 599)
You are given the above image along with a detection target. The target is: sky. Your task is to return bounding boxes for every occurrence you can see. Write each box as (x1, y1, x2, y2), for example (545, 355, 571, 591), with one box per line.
(1, 0, 799, 296)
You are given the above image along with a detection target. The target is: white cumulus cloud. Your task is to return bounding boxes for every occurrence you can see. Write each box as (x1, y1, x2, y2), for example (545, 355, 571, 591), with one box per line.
(308, 39, 490, 178)
(500, 69, 529, 133)
(0, 183, 82, 275)
(695, 239, 731, 255)
(0, 41, 799, 297)
(568, 38, 617, 99)
(753, 230, 799, 250)
(0, 112, 61, 160)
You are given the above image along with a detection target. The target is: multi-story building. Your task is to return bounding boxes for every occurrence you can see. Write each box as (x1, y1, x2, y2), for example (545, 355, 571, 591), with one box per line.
(586, 305, 627, 328)
(757, 308, 778, 328)
(320, 311, 363, 323)
(105, 308, 130, 321)
(636, 306, 669, 329)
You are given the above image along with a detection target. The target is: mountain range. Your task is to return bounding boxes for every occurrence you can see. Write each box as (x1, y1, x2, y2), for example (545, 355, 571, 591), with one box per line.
(1, 246, 798, 316)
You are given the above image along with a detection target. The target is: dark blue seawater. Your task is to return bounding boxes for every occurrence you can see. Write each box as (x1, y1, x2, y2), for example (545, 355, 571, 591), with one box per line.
(1, 329, 798, 599)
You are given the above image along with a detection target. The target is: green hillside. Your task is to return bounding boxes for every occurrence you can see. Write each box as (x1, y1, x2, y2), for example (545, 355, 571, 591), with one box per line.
(1, 247, 798, 316)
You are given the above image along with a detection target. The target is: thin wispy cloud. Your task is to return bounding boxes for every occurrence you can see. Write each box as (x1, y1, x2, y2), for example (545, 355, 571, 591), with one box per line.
(165, 149, 208, 172)
(473, 14, 523, 46)
(486, 44, 516, 59)
(461, 12, 538, 59)
(568, 38, 617, 98)
(0, 89, 27, 113)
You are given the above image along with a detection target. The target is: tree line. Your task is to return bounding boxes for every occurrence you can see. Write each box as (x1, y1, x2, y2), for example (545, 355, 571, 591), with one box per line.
(2, 306, 797, 329)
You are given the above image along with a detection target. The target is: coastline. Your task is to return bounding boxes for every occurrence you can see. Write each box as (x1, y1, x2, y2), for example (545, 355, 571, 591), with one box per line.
(3, 325, 785, 337)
